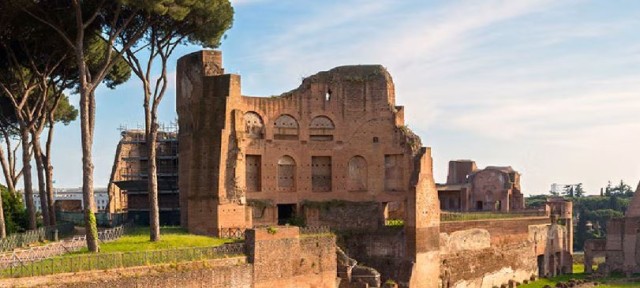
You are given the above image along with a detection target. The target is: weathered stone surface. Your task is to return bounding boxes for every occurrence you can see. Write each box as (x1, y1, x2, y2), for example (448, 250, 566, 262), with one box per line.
(439, 228, 491, 254)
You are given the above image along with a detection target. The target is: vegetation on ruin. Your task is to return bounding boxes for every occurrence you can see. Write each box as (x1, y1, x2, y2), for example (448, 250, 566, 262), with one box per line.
(398, 125, 422, 155)
(71, 226, 235, 254)
(247, 199, 275, 209)
(266, 226, 278, 235)
(440, 211, 544, 222)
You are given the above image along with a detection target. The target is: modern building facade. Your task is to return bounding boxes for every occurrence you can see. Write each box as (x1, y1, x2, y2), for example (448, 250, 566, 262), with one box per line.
(22, 187, 109, 212)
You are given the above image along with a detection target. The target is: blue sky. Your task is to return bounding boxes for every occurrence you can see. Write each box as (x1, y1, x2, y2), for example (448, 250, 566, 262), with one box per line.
(18, 0, 640, 195)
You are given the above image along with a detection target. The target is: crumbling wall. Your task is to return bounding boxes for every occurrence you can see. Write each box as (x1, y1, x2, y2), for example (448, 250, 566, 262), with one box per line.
(439, 228, 490, 254)
(246, 226, 337, 288)
(439, 218, 572, 288)
(440, 245, 535, 288)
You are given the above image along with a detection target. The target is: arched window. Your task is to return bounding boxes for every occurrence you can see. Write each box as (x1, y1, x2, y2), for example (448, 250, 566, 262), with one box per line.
(243, 112, 264, 139)
(309, 116, 335, 141)
(277, 155, 296, 191)
(347, 156, 367, 191)
(274, 115, 299, 140)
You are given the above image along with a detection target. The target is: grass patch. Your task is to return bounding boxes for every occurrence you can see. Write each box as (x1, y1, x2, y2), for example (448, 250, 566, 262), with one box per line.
(72, 226, 235, 254)
(520, 264, 640, 288)
(0, 226, 243, 278)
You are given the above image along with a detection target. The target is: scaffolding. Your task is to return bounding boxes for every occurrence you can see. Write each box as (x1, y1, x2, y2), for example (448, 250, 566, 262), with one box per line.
(114, 123, 179, 192)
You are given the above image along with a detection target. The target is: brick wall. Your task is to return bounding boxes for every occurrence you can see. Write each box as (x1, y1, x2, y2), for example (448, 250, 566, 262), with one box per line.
(439, 218, 573, 287)
(440, 217, 549, 246)
(247, 226, 337, 288)
(305, 202, 382, 230)
(338, 227, 411, 285)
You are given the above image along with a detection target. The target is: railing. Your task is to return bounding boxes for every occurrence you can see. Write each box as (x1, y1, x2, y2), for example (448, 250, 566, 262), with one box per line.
(384, 219, 404, 227)
(0, 222, 134, 269)
(56, 212, 127, 227)
(98, 222, 134, 242)
(0, 222, 75, 252)
(0, 243, 244, 278)
(441, 209, 548, 222)
(218, 227, 245, 239)
(299, 226, 331, 235)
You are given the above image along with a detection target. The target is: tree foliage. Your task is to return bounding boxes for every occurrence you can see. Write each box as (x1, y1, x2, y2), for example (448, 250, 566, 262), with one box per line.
(0, 184, 27, 234)
(527, 179, 636, 251)
(8, 0, 232, 250)
(120, 0, 233, 242)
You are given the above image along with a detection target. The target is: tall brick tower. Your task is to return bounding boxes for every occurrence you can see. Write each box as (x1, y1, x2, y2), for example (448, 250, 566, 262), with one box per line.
(176, 51, 252, 235)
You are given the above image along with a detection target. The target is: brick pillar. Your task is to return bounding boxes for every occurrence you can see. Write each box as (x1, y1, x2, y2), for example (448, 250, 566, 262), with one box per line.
(406, 148, 440, 287)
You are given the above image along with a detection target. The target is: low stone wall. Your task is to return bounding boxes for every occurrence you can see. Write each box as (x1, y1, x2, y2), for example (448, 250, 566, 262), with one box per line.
(0, 257, 251, 288)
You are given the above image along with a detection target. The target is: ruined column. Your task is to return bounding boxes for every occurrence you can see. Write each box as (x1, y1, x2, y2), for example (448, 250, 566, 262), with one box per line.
(406, 147, 440, 287)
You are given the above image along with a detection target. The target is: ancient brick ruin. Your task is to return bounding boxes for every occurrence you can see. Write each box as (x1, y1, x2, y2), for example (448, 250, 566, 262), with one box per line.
(176, 50, 439, 286)
(169, 50, 573, 288)
(584, 181, 640, 275)
(437, 160, 525, 212)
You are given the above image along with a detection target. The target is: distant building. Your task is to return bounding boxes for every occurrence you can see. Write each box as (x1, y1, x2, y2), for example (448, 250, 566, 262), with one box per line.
(108, 128, 179, 225)
(437, 160, 525, 212)
(21, 187, 109, 213)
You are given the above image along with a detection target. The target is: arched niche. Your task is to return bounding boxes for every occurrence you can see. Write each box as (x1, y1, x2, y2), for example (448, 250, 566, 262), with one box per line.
(243, 111, 264, 139)
(277, 155, 296, 191)
(347, 156, 367, 191)
(309, 116, 335, 141)
(274, 114, 299, 140)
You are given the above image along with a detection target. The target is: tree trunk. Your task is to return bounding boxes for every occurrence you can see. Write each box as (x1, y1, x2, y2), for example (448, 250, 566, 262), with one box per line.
(45, 122, 56, 225)
(0, 180, 5, 238)
(0, 144, 14, 193)
(0, 144, 7, 237)
(147, 117, 160, 242)
(20, 127, 36, 229)
(81, 88, 99, 252)
(1, 131, 16, 193)
(32, 132, 50, 226)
